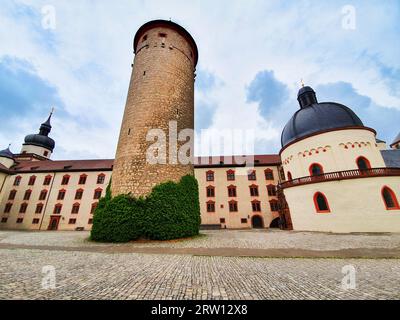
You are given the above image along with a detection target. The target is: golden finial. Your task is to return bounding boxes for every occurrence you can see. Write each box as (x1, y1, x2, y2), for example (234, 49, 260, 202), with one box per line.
(301, 79, 305, 88)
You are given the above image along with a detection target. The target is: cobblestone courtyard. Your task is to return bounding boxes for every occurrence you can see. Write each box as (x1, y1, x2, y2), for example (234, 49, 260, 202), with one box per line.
(0, 230, 399, 300)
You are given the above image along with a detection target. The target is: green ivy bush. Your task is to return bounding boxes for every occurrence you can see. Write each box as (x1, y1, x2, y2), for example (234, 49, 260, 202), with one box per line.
(90, 175, 201, 243)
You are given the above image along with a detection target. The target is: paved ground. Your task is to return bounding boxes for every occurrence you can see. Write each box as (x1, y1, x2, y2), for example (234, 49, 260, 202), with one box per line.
(0, 230, 399, 300)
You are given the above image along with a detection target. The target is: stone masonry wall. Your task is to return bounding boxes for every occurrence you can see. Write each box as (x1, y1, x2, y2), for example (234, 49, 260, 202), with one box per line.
(112, 24, 196, 197)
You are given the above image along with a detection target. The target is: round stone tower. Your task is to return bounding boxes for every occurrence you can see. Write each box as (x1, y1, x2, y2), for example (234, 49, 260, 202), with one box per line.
(112, 20, 198, 197)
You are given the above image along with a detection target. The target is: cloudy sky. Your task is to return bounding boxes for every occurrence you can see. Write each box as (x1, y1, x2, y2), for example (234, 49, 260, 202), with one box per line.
(0, 0, 399, 159)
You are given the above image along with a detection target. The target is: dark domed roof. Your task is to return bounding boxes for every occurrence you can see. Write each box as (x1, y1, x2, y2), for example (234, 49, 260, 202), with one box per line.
(0, 147, 14, 159)
(24, 112, 55, 152)
(281, 86, 364, 148)
(24, 134, 55, 151)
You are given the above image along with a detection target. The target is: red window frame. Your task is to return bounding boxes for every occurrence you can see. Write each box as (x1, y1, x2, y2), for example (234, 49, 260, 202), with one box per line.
(35, 203, 44, 214)
(23, 189, 32, 201)
(249, 185, 259, 197)
(4, 203, 12, 213)
(229, 200, 238, 212)
(75, 189, 84, 200)
(381, 186, 400, 210)
(19, 203, 28, 214)
(61, 175, 70, 185)
(309, 163, 324, 176)
(248, 170, 257, 181)
(8, 190, 17, 200)
(227, 185, 237, 198)
(28, 175, 36, 186)
(93, 188, 103, 200)
(313, 192, 331, 213)
(267, 185, 277, 197)
(251, 200, 261, 212)
(270, 200, 279, 212)
(71, 203, 80, 214)
(97, 174, 106, 184)
(13, 176, 22, 186)
(287, 171, 293, 181)
(53, 204, 63, 214)
(43, 175, 52, 186)
(206, 186, 215, 198)
(206, 170, 214, 182)
(39, 189, 48, 201)
(79, 174, 88, 185)
(264, 169, 274, 180)
(226, 170, 235, 181)
(206, 201, 216, 213)
(356, 156, 371, 170)
(57, 189, 66, 200)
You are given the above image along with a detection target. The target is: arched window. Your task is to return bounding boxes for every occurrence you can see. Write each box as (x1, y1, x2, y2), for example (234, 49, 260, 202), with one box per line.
(382, 187, 400, 210)
(287, 171, 293, 181)
(309, 163, 324, 176)
(313, 192, 331, 213)
(356, 157, 371, 170)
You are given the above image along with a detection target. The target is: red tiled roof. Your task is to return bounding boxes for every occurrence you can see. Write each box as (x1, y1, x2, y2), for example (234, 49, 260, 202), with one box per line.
(194, 155, 281, 167)
(11, 159, 114, 173)
(5, 154, 280, 174)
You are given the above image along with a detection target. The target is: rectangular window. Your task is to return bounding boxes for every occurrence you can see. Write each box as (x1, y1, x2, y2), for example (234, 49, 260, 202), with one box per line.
(252, 202, 261, 212)
(270, 201, 279, 212)
(61, 176, 70, 185)
(4, 203, 12, 214)
(241, 218, 248, 224)
(13, 176, 21, 186)
(68, 219, 77, 225)
(54, 205, 62, 214)
(88, 219, 93, 225)
(206, 172, 214, 182)
(35, 204, 44, 214)
(265, 170, 274, 180)
(229, 202, 238, 212)
(250, 186, 259, 197)
(39, 190, 47, 201)
(227, 171, 235, 181)
(32, 218, 40, 224)
(228, 187, 237, 198)
(93, 190, 102, 200)
(79, 176, 87, 185)
(75, 190, 84, 200)
(23, 190, 32, 201)
(248, 171, 257, 181)
(220, 218, 226, 224)
(28, 176, 36, 186)
(97, 175, 105, 184)
(71, 204, 80, 214)
(206, 187, 215, 198)
(8, 190, 16, 200)
(19, 203, 28, 214)
(1, 217, 8, 223)
(207, 202, 215, 213)
(267, 185, 277, 197)
(43, 176, 52, 185)
(16, 218, 24, 224)
(57, 190, 66, 200)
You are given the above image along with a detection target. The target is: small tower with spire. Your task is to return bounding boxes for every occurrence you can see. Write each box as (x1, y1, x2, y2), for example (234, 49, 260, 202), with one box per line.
(20, 110, 55, 159)
(0, 144, 15, 168)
